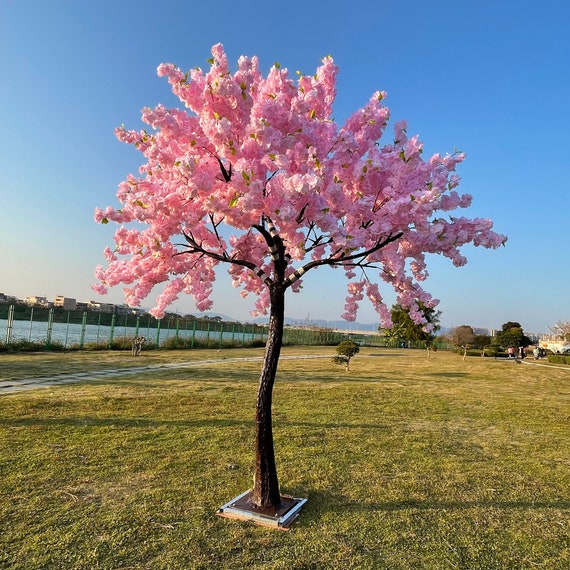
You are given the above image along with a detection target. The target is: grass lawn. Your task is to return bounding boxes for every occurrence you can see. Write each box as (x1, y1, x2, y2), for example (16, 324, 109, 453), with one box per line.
(0, 347, 569, 569)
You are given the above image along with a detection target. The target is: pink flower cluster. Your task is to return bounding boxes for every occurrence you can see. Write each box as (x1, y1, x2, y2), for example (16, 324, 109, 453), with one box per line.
(94, 44, 506, 322)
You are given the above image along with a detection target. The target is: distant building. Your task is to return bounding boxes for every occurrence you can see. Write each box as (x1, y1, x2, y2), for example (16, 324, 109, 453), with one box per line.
(0, 293, 19, 304)
(87, 301, 115, 313)
(115, 304, 140, 315)
(54, 296, 77, 311)
(23, 295, 49, 307)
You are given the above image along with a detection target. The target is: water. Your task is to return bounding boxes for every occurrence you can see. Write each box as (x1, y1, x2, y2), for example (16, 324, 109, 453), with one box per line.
(0, 318, 260, 348)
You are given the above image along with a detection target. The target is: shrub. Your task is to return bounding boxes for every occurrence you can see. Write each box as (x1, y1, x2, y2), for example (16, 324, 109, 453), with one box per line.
(0, 339, 64, 352)
(332, 340, 360, 371)
(548, 354, 570, 365)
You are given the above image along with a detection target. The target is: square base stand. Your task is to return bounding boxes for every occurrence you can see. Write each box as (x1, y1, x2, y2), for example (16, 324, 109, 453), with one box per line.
(216, 489, 307, 530)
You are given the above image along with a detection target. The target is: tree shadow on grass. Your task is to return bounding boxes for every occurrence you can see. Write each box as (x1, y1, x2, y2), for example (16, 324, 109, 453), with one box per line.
(297, 489, 570, 521)
(0, 417, 392, 431)
(0, 416, 253, 429)
(367, 353, 408, 358)
(425, 372, 470, 378)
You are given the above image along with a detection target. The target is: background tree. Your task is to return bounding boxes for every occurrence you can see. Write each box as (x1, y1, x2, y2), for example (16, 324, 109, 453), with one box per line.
(549, 320, 570, 342)
(333, 340, 360, 371)
(382, 303, 441, 346)
(94, 44, 506, 510)
(473, 334, 492, 349)
(451, 325, 475, 348)
(493, 321, 531, 350)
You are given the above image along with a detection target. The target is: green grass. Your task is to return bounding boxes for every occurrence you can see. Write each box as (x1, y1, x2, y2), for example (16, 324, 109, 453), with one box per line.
(1, 347, 569, 569)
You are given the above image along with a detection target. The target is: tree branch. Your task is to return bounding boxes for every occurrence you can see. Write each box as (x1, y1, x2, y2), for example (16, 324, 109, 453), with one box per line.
(286, 231, 404, 286)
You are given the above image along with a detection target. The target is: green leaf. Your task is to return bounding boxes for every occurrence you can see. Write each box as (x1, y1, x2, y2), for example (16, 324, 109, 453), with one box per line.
(101, 217, 109, 225)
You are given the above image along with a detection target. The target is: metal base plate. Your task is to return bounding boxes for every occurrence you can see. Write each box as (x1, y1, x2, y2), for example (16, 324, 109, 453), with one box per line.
(216, 489, 307, 530)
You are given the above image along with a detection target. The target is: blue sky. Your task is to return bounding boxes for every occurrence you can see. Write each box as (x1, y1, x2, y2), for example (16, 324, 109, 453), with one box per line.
(1, 0, 568, 334)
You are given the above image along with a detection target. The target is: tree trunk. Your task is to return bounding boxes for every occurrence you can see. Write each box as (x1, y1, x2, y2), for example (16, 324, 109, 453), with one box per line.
(251, 284, 285, 508)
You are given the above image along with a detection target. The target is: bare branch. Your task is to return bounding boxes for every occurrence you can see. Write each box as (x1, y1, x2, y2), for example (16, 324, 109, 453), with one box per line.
(286, 231, 404, 286)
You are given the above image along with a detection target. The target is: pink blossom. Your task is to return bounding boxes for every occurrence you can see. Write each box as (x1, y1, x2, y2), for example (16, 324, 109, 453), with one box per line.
(94, 44, 507, 322)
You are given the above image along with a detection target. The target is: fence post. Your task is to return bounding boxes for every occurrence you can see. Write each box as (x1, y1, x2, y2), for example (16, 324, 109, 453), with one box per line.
(79, 312, 88, 349)
(64, 311, 71, 348)
(45, 308, 54, 349)
(27, 307, 34, 342)
(191, 320, 196, 348)
(96, 313, 102, 344)
(155, 319, 161, 347)
(108, 313, 116, 348)
(5, 305, 14, 347)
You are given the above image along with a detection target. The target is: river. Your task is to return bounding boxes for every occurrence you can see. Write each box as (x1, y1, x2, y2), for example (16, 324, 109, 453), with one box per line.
(0, 318, 260, 348)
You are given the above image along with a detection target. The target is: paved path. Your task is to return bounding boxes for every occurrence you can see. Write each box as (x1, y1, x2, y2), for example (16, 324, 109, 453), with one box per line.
(3, 354, 567, 395)
(0, 355, 331, 395)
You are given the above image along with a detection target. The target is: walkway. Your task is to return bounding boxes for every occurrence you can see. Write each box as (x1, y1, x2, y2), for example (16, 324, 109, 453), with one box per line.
(0, 355, 330, 395)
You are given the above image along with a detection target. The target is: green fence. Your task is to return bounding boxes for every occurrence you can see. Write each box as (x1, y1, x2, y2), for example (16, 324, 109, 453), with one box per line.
(0, 304, 388, 351)
(0, 304, 450, 352)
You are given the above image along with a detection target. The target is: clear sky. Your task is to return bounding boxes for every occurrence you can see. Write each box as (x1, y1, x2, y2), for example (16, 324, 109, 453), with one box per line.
(1, 0, 568, 334)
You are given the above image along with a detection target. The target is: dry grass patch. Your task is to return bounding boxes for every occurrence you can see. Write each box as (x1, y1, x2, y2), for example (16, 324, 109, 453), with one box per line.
(1, 348, 569, 569)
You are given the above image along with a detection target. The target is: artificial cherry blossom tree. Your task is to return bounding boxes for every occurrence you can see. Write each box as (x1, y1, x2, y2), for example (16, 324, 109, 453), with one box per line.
(94, 44, 506, 509)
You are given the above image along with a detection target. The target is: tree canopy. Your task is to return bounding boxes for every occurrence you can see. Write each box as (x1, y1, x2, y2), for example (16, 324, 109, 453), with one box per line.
(450, 325, 475, 347)
(493, 321, 531, 349)
(382, 303, 441, 344)
(94, 43, 506, 329)
(549, 321, 570, 342)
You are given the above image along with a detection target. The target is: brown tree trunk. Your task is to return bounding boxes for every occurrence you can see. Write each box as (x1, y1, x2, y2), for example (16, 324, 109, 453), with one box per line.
(251, 283, 285, 508)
